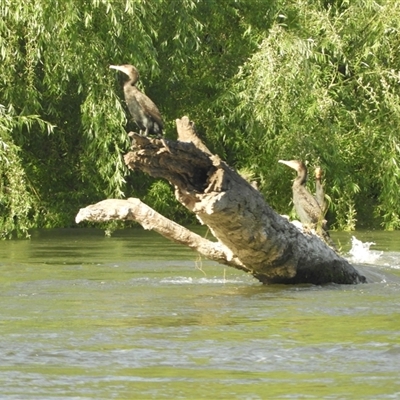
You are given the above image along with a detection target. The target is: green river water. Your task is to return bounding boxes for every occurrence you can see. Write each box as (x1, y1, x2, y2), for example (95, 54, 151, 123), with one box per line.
(1, 228, 400, 399)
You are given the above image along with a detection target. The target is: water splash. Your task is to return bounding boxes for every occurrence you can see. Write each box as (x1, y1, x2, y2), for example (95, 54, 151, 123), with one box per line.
(348, 236, 383, 264)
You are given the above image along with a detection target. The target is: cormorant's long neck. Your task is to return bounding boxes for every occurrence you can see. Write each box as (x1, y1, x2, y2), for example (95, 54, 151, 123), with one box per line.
(124, 80, 136, 90)
(295, 168, 307, 186)
(123, 71, 139, 88)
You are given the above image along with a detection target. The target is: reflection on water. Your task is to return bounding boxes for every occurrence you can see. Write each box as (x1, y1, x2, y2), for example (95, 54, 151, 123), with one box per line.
(1, 228, 400, 399)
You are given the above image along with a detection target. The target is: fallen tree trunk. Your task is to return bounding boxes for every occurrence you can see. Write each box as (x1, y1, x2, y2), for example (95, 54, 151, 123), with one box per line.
(76, 117, 366, 285)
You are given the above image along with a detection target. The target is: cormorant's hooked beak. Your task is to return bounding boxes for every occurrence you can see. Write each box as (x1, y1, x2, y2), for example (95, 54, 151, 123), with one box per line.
(278, 160, 297, 171)
(110, 64, 134, 78)
(109, 65, 126, 73)
(109, 64, 138, 81)
(279, 160, 307, 181)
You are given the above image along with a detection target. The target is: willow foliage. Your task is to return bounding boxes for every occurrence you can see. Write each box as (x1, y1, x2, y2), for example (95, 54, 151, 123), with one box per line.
(0, 105, 53, 237)
(0, 0, 273, 235)
(1, 0, 399, 235)
(0, 0, 204, 233)
(210, 0, 400, 230)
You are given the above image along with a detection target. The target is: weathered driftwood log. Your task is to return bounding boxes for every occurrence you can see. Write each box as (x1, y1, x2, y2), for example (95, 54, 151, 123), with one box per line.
(76, 198, 247, 272)
(76, 117, 366, 285)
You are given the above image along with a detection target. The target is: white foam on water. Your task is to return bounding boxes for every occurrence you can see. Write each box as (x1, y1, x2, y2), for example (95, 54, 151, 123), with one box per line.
(348, 236, 383, 264)
(159, 276, 243, 285)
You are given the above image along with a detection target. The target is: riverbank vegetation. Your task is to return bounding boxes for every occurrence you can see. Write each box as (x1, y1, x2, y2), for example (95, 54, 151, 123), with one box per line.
(1, 0, 399, 237)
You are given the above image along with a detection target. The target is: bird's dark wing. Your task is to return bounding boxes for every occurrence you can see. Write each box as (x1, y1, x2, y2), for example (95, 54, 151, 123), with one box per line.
(293, 186, 323, 225)
(133, 90, 164, 129)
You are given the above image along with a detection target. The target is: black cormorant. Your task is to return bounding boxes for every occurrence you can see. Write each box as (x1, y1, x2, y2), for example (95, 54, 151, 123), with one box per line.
(279, 159, 324, 226)
(110, 64, 163, 136)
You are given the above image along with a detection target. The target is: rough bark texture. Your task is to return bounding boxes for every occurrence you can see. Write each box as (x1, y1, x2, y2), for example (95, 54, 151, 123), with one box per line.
(76, 117, 366, 285)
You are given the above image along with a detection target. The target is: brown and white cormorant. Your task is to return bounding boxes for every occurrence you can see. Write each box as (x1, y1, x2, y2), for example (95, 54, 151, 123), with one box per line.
(278, 159, 324, 226)
(280, 160, 337, 251)
(315, 166, 327, 214)
(109, 64, 163, 136)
